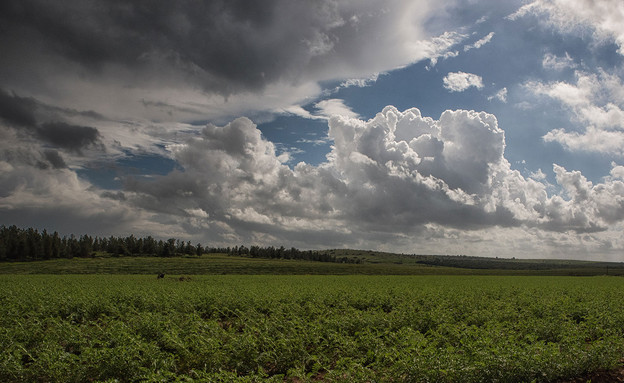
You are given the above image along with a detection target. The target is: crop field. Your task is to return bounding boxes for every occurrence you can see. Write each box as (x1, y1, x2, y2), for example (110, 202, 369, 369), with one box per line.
(1, 275, 624, 382)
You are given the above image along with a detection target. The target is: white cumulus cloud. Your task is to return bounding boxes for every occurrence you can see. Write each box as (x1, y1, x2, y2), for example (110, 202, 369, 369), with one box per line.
(526, 69, 624, 155)
(443, 72, 484, 92)
(121, 106, 624, 258)
(488, 87, 508, 103)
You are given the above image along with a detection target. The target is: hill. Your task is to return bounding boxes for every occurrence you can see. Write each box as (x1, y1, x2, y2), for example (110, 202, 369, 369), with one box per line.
(324, 249, 624, 274)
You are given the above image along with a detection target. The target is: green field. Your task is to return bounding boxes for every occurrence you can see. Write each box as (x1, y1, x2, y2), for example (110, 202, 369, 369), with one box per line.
(0, 253, 456, 275)
(0, 252, 622, 276)
(2, 274, 624, 382)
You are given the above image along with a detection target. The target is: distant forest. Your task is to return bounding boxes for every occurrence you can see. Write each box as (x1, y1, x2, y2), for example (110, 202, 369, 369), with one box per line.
(0, 225, 361, 264)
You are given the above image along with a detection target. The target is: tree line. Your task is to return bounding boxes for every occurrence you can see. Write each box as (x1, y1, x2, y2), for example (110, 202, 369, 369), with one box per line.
(0, 225, 210, 261)
(0, 225, 361, 264)
(227, 245, 361, 264)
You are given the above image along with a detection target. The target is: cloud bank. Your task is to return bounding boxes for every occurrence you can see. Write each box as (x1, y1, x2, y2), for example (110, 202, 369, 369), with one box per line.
(0, 0, 455, 124)
(511, 2, 624, 157)
(115, 106, 624, 257)
(527, 70, 624, 155)
(3, 94, 624, 258)
(510, 0, 624, 55)
(2, 0, 624, 261)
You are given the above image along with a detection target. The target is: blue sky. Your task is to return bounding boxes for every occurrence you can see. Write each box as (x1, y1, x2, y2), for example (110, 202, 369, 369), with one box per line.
(1, 0, 624, 260)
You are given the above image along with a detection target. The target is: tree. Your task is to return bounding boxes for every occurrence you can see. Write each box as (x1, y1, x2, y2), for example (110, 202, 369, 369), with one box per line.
(79, 235, 93, 257)
(143, 236, 157, 255)
(184, 241, 194, 255)
(161, 238, 176, 257)
(42, 230, 52, 260)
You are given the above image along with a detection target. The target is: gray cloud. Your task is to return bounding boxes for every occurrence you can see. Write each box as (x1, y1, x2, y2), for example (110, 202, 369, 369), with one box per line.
(0, 128, 67, 172)
(36, 122, 101, 154)
(42, 150, 67, 169)
(0, 88, 103, 155)
(0, 0, 448, 98)
(0, 89, 38, 128)
(0, 146, 154, 238)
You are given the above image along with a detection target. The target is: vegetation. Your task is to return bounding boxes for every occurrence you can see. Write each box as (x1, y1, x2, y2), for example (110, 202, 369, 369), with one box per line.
(0, 253, 622, 276)
(0, 225, 361, 264)
(0, 253, 453, 275)
(2, 226, 623, 276)
(1, 275, 623, 382)
(2, 225, 624, 381)
(0, 225, 205, 260)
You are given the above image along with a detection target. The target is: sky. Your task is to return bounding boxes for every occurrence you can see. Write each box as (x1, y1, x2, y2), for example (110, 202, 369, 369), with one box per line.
(1, 0, 624, 260)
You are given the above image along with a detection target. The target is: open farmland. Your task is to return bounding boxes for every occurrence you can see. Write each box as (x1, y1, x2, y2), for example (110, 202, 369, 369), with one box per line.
(1, 274, 624, 382)
(0, 252, 622, 276)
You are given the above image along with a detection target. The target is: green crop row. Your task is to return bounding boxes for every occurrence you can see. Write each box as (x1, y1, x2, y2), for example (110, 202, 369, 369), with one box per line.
(1, 275, 623, 382)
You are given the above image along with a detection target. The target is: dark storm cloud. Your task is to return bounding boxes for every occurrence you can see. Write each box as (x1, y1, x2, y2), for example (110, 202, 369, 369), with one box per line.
(101, 191, 127, 201)
(0, 88, 103, 154)
(0, 0, 435, 96)
(141, 99, 203, 116)
(42, 149, 67, 169)
(0, 88, 103, 125)
(36, 122, 101, 154)
(0, 0, 299, 93)
(0, 89, 38, 128)
(44, 105, 105, 121)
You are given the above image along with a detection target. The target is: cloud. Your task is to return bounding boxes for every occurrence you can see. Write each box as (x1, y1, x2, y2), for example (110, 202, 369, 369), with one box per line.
(547, 164, 624, 230)
(421, 31, 467, 68)
(124, 106, 624, 254)
(3, 102, 624, 258)
(0, 88, 105, 156)
(525, 69, 624, 155)
(509, 0, 624, 55)
(543, 127, 624, 156)
(610, 162, 624, 179)
(279, 99, 359, 121)
(324, 108, 624, 235)
(488, 87, 508, 103)
(463, 32, 495, 51)
(314, 99, 359, 119)
(529, 168, 547, 181)
(36, 122, 102, 154)
(542, 52, 576, 70)
(339, 73, 380, 89)
(0, 0, 458, 126)
(3, 1, 624, 259)
(0, 89, 38, 128)
(0, 154, 144, 235)
(42, 150, 67, 169)
(443, 72, 484, 92)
